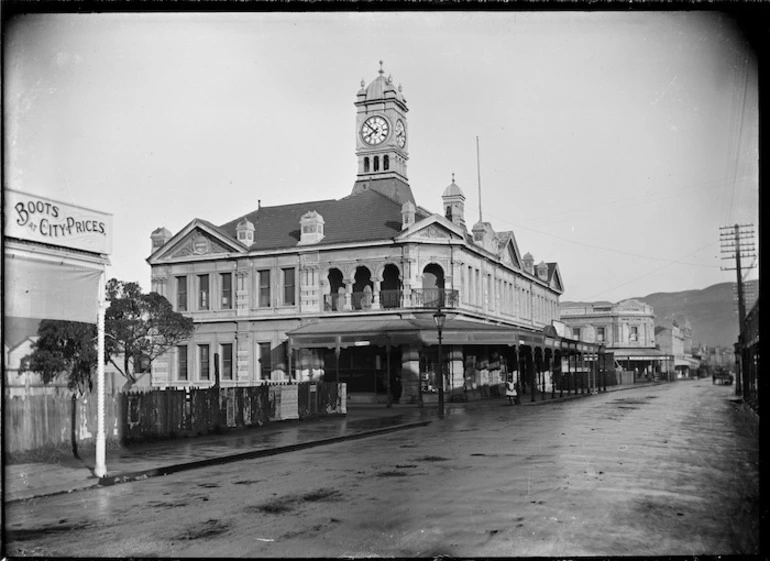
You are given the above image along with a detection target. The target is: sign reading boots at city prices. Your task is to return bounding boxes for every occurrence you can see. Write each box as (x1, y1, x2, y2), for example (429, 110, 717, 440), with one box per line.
(5, 189, 113, 255)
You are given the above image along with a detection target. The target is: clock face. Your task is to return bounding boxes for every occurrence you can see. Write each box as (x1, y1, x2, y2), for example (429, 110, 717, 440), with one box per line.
(361, 116, 389, 145)
(395, 119, 406, 148)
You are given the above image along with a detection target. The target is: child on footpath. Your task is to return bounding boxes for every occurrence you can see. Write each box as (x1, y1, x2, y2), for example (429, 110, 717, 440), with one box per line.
(505, 376, 517, 405)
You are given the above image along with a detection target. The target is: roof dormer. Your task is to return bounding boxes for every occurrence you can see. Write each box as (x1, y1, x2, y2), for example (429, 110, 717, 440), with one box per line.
(236, 217, 255, 247)
(299, 210, 325, 245)
(536, 261, 549, 281)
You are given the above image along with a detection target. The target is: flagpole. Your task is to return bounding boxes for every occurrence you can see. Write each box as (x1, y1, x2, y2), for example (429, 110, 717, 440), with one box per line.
(95, 269, 106, 478)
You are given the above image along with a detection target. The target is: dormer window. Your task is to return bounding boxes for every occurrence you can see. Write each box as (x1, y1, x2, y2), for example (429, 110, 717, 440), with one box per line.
(236, 217, 255, 246)
(299, 210, 325, 245)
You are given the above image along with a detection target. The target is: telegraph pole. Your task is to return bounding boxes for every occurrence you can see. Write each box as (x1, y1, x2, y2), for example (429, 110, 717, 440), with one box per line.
(719, 223, 756, 396)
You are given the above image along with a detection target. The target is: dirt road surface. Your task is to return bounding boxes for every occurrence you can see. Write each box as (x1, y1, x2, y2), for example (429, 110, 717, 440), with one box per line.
(4, 379, 759, 557)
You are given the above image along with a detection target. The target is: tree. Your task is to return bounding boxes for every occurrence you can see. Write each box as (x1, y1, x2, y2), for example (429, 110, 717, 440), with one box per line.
(105, 278, 195, 390)
(21, 320, 100, 395)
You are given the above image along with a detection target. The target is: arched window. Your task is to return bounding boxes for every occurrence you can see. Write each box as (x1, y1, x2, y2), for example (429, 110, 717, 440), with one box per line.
(327, 268, 344, 311)
(373, 156, 379, 172)
(422, 264, 445, 308)
(364, 157, 370, 173)
(381, 263, 402, 309)
(353, 266, 373, 310)
(383, 155, 389, 170)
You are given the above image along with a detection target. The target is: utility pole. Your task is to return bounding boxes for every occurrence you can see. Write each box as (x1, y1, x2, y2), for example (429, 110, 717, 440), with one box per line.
(719, 223, 756, 397)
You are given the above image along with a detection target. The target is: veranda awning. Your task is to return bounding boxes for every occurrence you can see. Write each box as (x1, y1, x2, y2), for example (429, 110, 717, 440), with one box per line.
(287, 316, 529, 349)
(612, 348, 673, 361)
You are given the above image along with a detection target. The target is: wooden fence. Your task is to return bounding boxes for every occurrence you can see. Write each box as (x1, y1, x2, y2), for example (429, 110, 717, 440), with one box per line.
(4, 382, 345, 454)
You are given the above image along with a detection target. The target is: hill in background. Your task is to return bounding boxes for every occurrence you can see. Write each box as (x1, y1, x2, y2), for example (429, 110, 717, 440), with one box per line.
(562, 280, 757, 348)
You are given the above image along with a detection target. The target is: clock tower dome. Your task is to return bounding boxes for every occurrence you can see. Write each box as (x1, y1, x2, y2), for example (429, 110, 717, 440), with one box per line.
(351, 61, 414, 205)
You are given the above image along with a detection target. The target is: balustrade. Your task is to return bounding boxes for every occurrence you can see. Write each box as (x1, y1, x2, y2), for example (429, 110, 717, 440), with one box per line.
(322, 288, 458, 312)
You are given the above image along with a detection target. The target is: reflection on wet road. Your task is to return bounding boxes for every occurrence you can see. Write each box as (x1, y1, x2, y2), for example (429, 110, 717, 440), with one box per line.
(5, 380, 758, 557)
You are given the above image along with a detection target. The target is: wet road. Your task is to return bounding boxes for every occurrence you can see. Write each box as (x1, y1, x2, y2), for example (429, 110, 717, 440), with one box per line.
(5, 379, 759, 557)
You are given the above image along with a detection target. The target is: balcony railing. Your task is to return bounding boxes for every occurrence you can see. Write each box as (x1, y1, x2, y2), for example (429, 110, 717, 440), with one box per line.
(411, 288, 459, 309)
(322, 288, 458, 312)
(379, 289, 403, 309)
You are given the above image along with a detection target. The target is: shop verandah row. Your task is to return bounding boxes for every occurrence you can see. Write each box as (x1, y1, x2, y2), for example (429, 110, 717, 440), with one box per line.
(286, 315, 618, 405)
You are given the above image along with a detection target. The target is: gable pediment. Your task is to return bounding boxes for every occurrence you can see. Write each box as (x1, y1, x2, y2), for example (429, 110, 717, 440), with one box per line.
(149, 219, 246, 263)
(395, 214, 465, 242)
(414, 223, 455, 240)
(168, 231, 234, 259)
(550, 267, 564, 293)
(502, 241, 521, 269)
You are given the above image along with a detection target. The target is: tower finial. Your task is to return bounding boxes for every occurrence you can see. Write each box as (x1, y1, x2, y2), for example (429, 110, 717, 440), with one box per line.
(452, 172, 455, 183)
(361, 78, 365, 88)
(378, 60, 384, 75)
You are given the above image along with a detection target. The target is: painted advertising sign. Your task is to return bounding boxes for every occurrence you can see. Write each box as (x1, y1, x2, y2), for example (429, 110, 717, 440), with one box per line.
(5, 189, 113, 254)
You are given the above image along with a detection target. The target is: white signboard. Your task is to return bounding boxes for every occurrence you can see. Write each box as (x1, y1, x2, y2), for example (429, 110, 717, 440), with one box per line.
(5, 189, 113, 255)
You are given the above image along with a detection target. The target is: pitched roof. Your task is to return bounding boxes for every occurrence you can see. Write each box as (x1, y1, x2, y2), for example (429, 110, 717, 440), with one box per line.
(219, 189, 430, 251)
(4, 317, 41, 351)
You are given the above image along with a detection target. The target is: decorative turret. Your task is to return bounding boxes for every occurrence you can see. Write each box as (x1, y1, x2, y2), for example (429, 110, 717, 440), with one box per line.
(236, 217, 255, 246)
(151, 227, 172, 252)
(442, 173, 466, 229)
(523, 252, 535, 274)
(298, 210, 325, 245)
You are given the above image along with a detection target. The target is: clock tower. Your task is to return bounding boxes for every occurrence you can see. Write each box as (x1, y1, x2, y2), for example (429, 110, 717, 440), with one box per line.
(351, 61, 414, 205)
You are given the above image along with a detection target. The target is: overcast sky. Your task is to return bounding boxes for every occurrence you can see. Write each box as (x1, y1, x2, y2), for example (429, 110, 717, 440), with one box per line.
(4, 11, 759, 303)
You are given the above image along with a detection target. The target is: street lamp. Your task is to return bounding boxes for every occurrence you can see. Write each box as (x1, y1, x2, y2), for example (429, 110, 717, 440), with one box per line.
(433, 307, 446, 416)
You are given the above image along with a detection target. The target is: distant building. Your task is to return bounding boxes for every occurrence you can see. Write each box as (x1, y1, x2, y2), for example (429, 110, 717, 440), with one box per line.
(560, 299, 672, 380)
(146, 63, 602, 403)
(656, 317, 700, 378)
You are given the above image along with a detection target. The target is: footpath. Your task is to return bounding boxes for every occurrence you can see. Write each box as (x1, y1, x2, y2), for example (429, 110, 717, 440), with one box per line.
(3, 382, 658, 503)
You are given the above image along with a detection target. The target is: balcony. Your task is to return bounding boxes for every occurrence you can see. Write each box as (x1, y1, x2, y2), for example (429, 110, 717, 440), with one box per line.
(411, 288, 459, 309)
(323, 288, 459, 312)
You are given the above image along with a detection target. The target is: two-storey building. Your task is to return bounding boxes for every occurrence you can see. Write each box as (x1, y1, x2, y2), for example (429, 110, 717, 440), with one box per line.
(655, 317, 699, 378)
(560, 299, 672, 381)
(146, 64, 600, 403)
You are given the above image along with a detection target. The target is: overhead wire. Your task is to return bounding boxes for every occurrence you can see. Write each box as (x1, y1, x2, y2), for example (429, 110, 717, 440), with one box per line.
(580, 239, 721, 302)
(475, 206, 720, 269)
(725, 50, 752, 224)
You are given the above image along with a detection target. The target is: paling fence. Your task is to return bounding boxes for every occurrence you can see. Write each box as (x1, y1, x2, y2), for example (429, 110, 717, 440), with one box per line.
(4, 382, 345, 454)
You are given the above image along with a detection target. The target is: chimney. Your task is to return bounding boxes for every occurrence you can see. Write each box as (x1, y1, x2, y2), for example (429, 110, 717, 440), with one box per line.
(401, 200, 416, 230)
